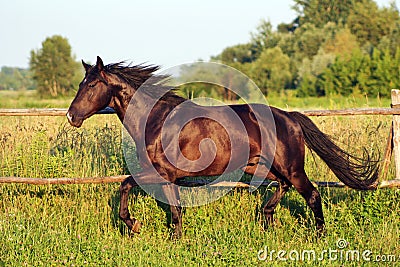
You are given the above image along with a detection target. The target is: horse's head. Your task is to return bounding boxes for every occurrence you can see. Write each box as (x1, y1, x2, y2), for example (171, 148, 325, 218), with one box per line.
(67, 56, 112, 127)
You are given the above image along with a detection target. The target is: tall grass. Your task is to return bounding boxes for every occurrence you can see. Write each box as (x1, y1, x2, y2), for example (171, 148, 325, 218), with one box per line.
(0, 89, 392, 109)
(0, 94, 399, 266)
(0, 90, 72, 108)
(0, 116, 127, 178)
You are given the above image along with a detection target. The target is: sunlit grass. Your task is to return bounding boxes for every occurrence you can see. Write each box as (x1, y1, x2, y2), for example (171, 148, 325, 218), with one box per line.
(0, 93, 398, 266)
(0, 90, 72, 108)
(0, 89, 392, 109)
(0, 183, 398, 266)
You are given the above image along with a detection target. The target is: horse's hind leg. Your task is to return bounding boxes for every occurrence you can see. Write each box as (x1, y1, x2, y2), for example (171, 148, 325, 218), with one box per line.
(263, 180, 291, 228)
(243, 163, 292, 229)
(162, 184, 182, 238)
(289, 171, 325, 232)
(119, 176, 142, 234)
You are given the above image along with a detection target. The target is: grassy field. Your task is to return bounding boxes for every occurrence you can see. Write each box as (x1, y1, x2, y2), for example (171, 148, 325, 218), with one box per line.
(0, 90, 73, 109)
(0, 89, 392, 109)
(0, 91, 399, 266)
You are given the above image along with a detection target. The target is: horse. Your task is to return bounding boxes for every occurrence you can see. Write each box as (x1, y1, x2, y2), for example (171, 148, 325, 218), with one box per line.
(67, 56, 379, 238)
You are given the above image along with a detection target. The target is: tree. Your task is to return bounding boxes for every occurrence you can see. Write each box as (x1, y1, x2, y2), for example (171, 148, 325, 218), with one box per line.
(210, 0, 400, 98)
(323, 28, 360, 57)
(30, 35, 80, 97)
(293, 0, 361, 28)
(250, 19, 284, 56)
(312, 47, 400, 98)
(216, 43, 257, 64)
(292, 23, 326, 59)
(365, 48, 400, 97)
(347, 0, 399, 46)
(297, 50, 336, 96)
(177, 63, 232, 101)
(0, 67, 35, 91)
(249, 47, 292, 95)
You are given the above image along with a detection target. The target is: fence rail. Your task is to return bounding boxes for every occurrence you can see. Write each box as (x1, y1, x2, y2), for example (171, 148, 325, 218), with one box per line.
(1, 176, 399, 188)
(1, 107, 400, 117)
(0, 107, 116, 116)
(1, 89, 400, 188)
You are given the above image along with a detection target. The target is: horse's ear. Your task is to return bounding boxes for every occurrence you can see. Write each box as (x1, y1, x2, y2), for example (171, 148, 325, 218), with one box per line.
(96, 56, 104, 71)
(82, 60, 91, 72)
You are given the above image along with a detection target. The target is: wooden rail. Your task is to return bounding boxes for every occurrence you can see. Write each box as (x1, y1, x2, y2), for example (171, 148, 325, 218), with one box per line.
(1, 175, 400, 188)
(1, 107, 400, 117)
(1, 89, 400, 187)
(302, 108, 400, 116)
(0, 107, 115, 116)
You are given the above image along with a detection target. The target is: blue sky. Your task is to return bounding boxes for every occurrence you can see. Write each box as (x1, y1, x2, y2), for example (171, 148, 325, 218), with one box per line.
(0, 0, 398, 68)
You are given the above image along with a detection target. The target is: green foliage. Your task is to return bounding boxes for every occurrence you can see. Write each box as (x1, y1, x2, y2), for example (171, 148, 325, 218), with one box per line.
(347, 0, 399, 46)
(177, 62, 255, 101)
(313, 48, 400, 97)
(292, 23, 326, 59)
(249, 47, 292, 95)
(214, 43, 257, 64)
(297, 73, 318, 97)
(293, 0, 360, 28)
(323, 28, 359, 56)
(29, 35, 81, 98)
(177, 63, 232, 100)
(250, 19, 281, 53)
(211, 0, 400, 98)
(364, 48, 400, 97)
(2, 1, 398, 100)
(0, 67, 35, 91)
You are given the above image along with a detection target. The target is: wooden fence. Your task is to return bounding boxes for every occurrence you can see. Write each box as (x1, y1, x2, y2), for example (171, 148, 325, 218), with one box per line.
(1, 90, 400, 189)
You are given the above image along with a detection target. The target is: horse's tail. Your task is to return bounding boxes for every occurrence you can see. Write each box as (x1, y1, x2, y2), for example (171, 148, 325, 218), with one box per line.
(289, 111, 379, 190)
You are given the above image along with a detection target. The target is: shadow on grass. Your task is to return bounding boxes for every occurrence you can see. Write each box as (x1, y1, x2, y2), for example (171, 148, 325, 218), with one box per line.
(109, 185, 176, 236)
(107, 173, 379, 237)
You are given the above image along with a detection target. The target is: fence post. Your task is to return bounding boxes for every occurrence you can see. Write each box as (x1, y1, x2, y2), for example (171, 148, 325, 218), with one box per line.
(391, 89, 400, 179)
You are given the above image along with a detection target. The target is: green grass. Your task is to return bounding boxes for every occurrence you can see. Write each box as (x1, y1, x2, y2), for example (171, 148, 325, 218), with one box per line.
(0, 90, 72, 108)
(0, 89, 392, 109)
(1, 183, 399, 266)
(266, 90, 391, 110)
(0, 92, 399, 266)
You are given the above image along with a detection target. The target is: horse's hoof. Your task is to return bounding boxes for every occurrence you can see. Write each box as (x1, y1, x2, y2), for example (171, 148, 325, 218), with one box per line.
(131, 219, 142, 234)
(263, 217, 275, 230)
(170, 233, 182, 241)
(316, 225, 326, 238)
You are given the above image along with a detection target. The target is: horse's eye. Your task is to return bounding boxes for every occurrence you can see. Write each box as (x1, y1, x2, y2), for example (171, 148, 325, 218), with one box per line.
(88, 83, 96, 88)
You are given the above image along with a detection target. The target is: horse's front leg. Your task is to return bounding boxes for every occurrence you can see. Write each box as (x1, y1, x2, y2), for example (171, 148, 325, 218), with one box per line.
(162, 184, 182, 238)
(119, 171, 179, 236)
(119, 176, 141, 234)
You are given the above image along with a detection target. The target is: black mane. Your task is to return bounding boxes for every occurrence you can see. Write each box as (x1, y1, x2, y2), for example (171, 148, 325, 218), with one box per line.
(104, 62, 186, 103)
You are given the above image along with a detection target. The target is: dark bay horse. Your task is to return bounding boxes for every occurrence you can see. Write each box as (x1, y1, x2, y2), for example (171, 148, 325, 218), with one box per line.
(67, 56, 379, 238)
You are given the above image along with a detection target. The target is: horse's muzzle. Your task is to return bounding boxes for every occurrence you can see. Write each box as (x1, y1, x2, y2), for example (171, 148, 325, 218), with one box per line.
(66, 111, 83, 128)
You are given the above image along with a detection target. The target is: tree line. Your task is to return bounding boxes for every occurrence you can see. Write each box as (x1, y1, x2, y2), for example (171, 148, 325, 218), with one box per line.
(0, 35, 81, 98)
(0, 67, 35, 91)
(208, 0, 400, 98)
(1, 0, 399, 99)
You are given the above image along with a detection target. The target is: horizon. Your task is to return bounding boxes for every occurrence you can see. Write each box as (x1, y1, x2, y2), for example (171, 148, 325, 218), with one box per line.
(1, 0, 398, 69)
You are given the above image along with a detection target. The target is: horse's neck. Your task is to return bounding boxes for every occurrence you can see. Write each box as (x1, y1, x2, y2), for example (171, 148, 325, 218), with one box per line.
(110, 84, 168, 140)
(109, 82, 134, 123)
(109, 78, 187, 149)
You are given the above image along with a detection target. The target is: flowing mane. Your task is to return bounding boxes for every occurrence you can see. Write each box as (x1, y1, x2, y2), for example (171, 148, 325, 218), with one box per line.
(104, 62, 186, 104)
